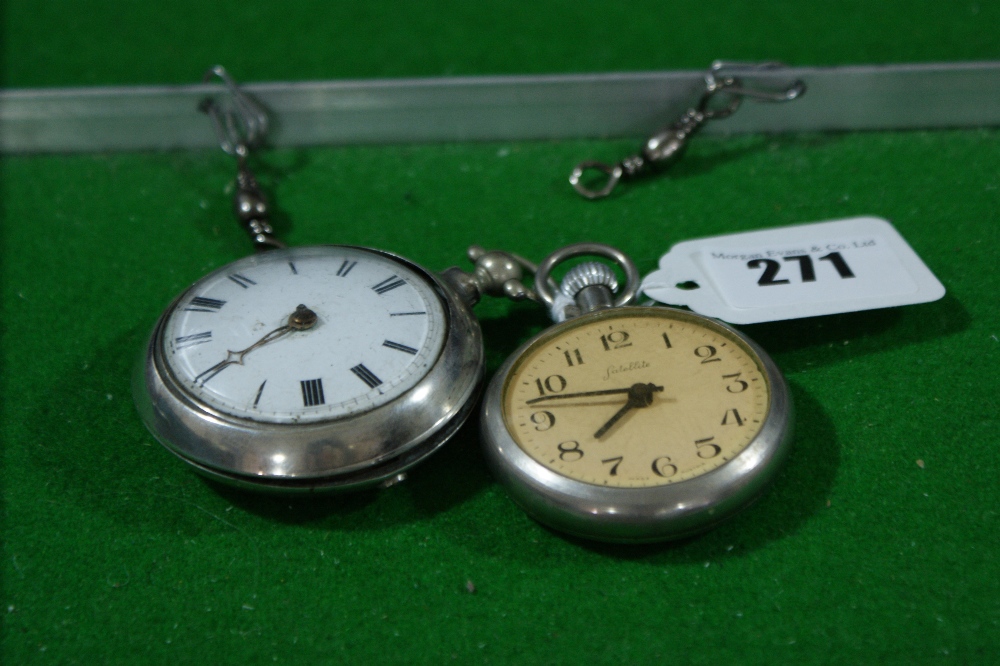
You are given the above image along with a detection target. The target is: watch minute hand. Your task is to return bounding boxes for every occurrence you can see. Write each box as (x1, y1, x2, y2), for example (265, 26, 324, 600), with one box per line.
(527, 384, 664, 405)
(526, 387, 633, 405)
(194, 304, 317, 384)
(235, 303, 318, 357)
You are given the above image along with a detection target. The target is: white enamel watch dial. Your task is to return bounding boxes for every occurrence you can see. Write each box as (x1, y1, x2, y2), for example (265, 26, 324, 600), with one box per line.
(135, 245, 483, 492)
(162, 246, 445, 423)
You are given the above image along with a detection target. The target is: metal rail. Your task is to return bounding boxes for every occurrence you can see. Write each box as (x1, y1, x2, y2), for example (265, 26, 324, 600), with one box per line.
(2, 62, 998, 153)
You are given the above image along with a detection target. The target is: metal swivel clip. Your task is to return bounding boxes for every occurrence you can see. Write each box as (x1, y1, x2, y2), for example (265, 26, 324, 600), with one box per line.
(569, 61, 806, 199)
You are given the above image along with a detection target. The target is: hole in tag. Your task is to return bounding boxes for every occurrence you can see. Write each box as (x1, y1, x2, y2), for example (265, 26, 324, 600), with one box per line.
(675, 281, 700, 290)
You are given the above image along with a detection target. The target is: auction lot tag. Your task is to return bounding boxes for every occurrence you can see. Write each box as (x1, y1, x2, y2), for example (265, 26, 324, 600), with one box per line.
(641, 216, 945, 324)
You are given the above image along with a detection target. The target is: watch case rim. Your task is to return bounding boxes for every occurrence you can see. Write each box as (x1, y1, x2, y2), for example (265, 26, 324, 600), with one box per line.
(479, 305, 793, 543)
(133, 245, 484, 492)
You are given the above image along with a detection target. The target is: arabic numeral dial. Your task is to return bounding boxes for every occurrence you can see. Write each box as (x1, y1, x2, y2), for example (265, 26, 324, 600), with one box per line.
(500, 308, 772, 488)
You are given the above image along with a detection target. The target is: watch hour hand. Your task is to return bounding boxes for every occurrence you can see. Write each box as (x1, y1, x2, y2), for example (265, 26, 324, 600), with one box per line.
(593, 401, 636, 439)
(593, 383, 663, 439)
(194, 304, 317, 384)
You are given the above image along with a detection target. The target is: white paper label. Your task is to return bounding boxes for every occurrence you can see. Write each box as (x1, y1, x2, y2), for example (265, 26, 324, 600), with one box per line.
(641, 217, 945, 324)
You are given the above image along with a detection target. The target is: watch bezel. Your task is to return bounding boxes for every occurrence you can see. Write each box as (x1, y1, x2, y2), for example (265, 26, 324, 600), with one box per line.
(480, 306, 793, 542)
(133, 245, 484, 492)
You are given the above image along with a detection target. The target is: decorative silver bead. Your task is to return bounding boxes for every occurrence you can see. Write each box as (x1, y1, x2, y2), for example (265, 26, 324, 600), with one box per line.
(468, 246, 530, 299)
(234, 190, 268, 222)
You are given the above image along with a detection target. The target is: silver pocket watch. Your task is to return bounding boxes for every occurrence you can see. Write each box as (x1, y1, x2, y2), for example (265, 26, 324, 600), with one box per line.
(135, 243, 488, 492)
(133, 68, 537, 492)
(480, 244, 794, 542)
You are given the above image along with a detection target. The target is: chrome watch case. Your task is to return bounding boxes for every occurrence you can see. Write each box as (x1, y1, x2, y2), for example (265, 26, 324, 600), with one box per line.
(478, 243, 793, 543)
(480, 308, 793, 543)
(480, 308, 793, 542)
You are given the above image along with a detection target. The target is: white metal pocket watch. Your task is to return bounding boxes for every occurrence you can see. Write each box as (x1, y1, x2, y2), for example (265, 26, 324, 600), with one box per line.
(480, 244, 794, 542)
(133, 68, 537, 492)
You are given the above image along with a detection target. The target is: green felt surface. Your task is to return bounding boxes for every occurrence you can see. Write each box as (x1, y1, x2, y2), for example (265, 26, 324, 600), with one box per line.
(3, 2, 1000, 664)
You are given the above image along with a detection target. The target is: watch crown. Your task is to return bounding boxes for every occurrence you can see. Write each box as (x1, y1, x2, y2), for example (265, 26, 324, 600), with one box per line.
(558, 262, 619, 317)
(560, 261, 619, 299)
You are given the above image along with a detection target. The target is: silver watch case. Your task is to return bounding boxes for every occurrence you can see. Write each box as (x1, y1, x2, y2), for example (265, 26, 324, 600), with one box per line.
(480, 306, 793, 543)
(133, 246, 483, 493)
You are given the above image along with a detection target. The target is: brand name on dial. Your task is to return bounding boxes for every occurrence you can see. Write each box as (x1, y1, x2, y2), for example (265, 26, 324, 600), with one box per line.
(602, 361, 650, 381)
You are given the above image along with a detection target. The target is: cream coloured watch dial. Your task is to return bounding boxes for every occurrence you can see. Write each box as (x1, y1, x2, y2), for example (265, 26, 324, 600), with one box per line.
(501, 308, 770, 488)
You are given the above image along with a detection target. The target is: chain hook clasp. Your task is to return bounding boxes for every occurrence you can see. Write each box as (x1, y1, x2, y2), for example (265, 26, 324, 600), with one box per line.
(569, 61, 805, 200)
(700, 60, 805, 118)
(199, 66, 284, 251)
(199, 65, 269, 159)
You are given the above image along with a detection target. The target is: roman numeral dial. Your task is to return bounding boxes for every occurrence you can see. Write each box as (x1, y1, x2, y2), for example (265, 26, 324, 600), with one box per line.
(161, 246, 447, 424)
(300, 379, 326, 406)
(350, 364, 382, 389)
(185, 297, 226, 312)
(372, 275, 406, 294)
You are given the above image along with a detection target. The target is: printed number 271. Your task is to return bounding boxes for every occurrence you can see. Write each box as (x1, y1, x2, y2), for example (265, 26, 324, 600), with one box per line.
(747, 252, 855, 286)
